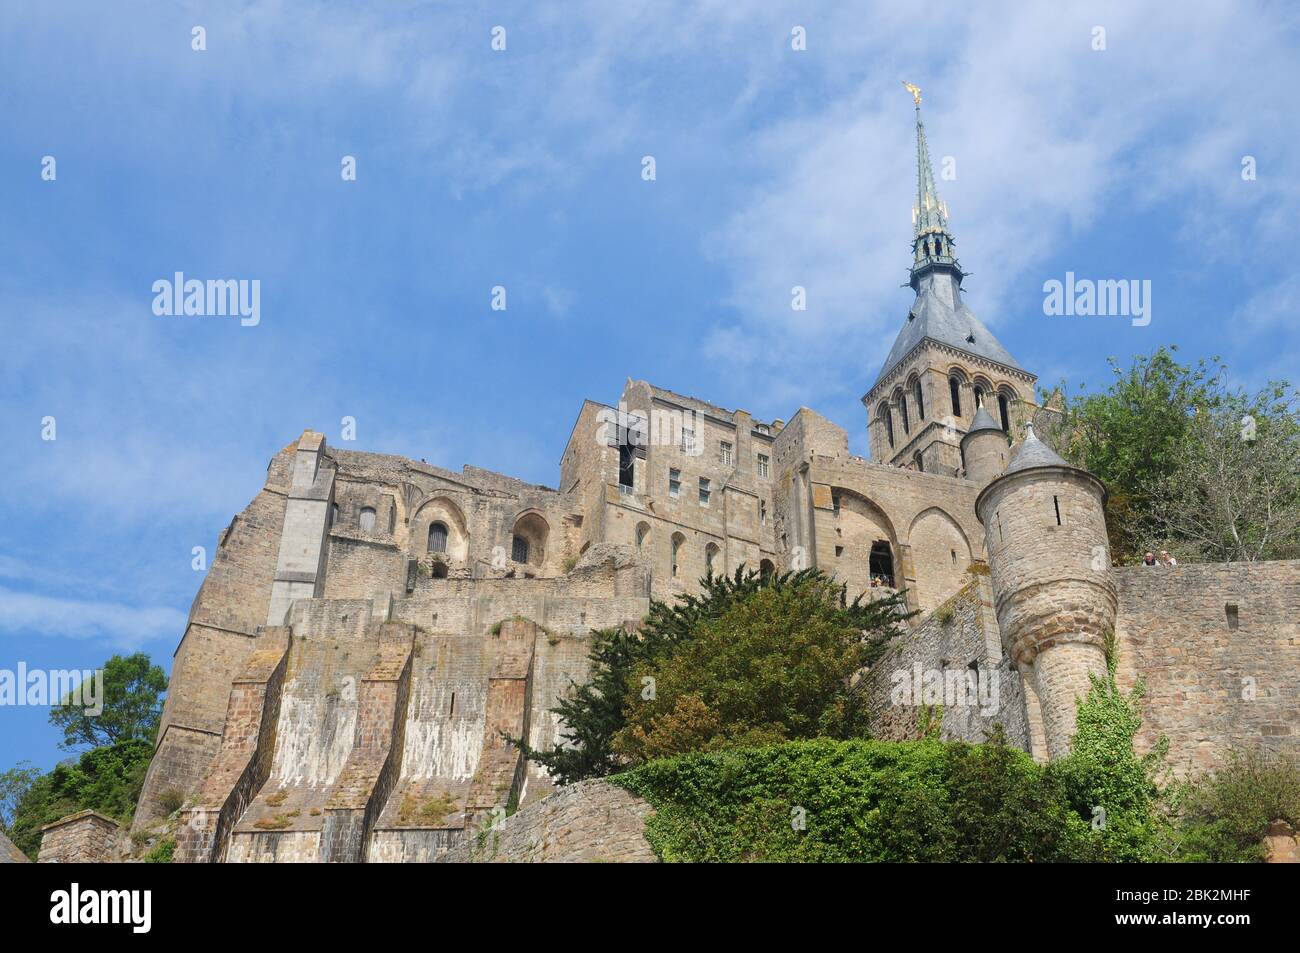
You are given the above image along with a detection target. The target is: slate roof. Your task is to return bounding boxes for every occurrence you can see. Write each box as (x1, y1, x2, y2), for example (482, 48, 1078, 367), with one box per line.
(875, 274, 1024, 387)
(1003, 424, 1070, 475)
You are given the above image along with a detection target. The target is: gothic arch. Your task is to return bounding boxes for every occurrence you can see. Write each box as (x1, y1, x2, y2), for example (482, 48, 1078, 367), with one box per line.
(907, 506, 973, 613)
(412, 496, 469, 561)
(827, 487, 898, 599)
(510, 510, 550, 570)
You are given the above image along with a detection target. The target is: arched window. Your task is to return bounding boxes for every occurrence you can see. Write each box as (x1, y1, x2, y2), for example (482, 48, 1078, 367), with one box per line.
(998, 394, 1011, 433)
(914, 451, 924, 472)
(914, 379, 925, 420)
(974, 385, 985, 408)
(759, 559, 776, 581)
(427, 521, 448, 554)
(359, 507, 376, 532)
(510, 512, 549, 568)
(671, 533, 685, 578)
(705, 543, 720, 577)
(881, 404, 895, 448)
(899, 395, 910, 434)
(949, 377, 961, 417)
(635, 522, 650, 552)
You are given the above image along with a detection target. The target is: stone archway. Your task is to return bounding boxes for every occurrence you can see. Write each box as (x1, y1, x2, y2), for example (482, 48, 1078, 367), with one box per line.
(907, 506, 972, 612)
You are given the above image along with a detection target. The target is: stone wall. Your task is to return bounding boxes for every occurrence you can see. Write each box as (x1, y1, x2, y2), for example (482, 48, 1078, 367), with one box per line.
(135, 444, 296, 829)
(442, 780, 656, 863)
(861, 575, 1035, 753)
(1114, 560, 1300, 776)
(38, 811, 120, 863)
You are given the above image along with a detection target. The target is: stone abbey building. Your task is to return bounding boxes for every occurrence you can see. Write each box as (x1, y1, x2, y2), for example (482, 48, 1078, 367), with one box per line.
(37, 93, 1297, 863)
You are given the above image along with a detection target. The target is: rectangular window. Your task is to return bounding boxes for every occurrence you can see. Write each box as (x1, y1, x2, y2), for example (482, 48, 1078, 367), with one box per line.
(669, 468, 681, 498)
(720, 441, 733, 466)
(511, 534, 529, 564)
(681, 427, 695, 454)
(698, 477, 711, 506)
(757, 453, 770, 478)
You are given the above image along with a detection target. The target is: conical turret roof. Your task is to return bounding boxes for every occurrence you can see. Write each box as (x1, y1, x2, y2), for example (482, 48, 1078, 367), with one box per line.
(1002, 423, 1069, 475)
(965, 405, 1001, 436)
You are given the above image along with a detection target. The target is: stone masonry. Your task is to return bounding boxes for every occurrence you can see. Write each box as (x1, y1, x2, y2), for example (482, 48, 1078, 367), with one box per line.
(39, 94, 1300, 862)
(442, 780, 657, 863)
(38, 810, 120, 863)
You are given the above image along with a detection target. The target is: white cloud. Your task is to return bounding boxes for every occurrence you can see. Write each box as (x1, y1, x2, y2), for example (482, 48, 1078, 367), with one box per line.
(0, 586, 186, 650)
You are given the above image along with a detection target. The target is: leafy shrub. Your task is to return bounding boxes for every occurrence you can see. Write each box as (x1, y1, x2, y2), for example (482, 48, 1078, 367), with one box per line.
(158, 788, 184, 815)
(5, 738, 153, 859)
(616, 734, 1097, 863)
(520, 567, 911, 782)
(1170, 751, 1300, 862)
(144, 837, 175, 863)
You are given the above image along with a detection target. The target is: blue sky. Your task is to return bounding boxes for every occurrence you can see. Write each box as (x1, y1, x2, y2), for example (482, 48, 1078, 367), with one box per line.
(2, 1, 1297, 772)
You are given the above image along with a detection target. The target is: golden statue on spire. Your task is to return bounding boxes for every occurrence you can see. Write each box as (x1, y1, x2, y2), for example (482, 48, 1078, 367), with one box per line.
(902, 81, 922, 105)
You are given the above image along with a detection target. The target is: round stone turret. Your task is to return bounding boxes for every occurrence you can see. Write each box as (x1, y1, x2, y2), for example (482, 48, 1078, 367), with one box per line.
(960, 405, 1008, 485)
(975, 424, 1115, 758)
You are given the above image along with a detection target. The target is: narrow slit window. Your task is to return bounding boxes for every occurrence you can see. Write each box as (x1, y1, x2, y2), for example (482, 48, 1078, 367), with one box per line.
(1053, 496, 1062, 526)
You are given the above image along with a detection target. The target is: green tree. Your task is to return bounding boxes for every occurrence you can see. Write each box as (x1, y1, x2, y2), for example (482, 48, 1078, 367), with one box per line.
(614, 574, 906, 762)
(1042, 346, 1299, 563)
(5, 739, 153, 859)
(1152, 384, 1300, 562)
(49, 652, 167, 750)
(519, 566, 911, 782)
(1040, 346, 1222, 562)
(0, 761, 42, 833)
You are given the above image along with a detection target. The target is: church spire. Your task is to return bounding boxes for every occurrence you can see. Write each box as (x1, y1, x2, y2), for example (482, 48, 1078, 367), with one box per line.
(903, 82, 961, 289)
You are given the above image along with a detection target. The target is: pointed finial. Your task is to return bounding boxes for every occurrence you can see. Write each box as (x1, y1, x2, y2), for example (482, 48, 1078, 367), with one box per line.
(902, 81, 922, 106)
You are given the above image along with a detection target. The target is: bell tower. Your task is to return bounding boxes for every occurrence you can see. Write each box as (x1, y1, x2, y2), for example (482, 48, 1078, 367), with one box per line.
(863, 84, 1039, 474)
